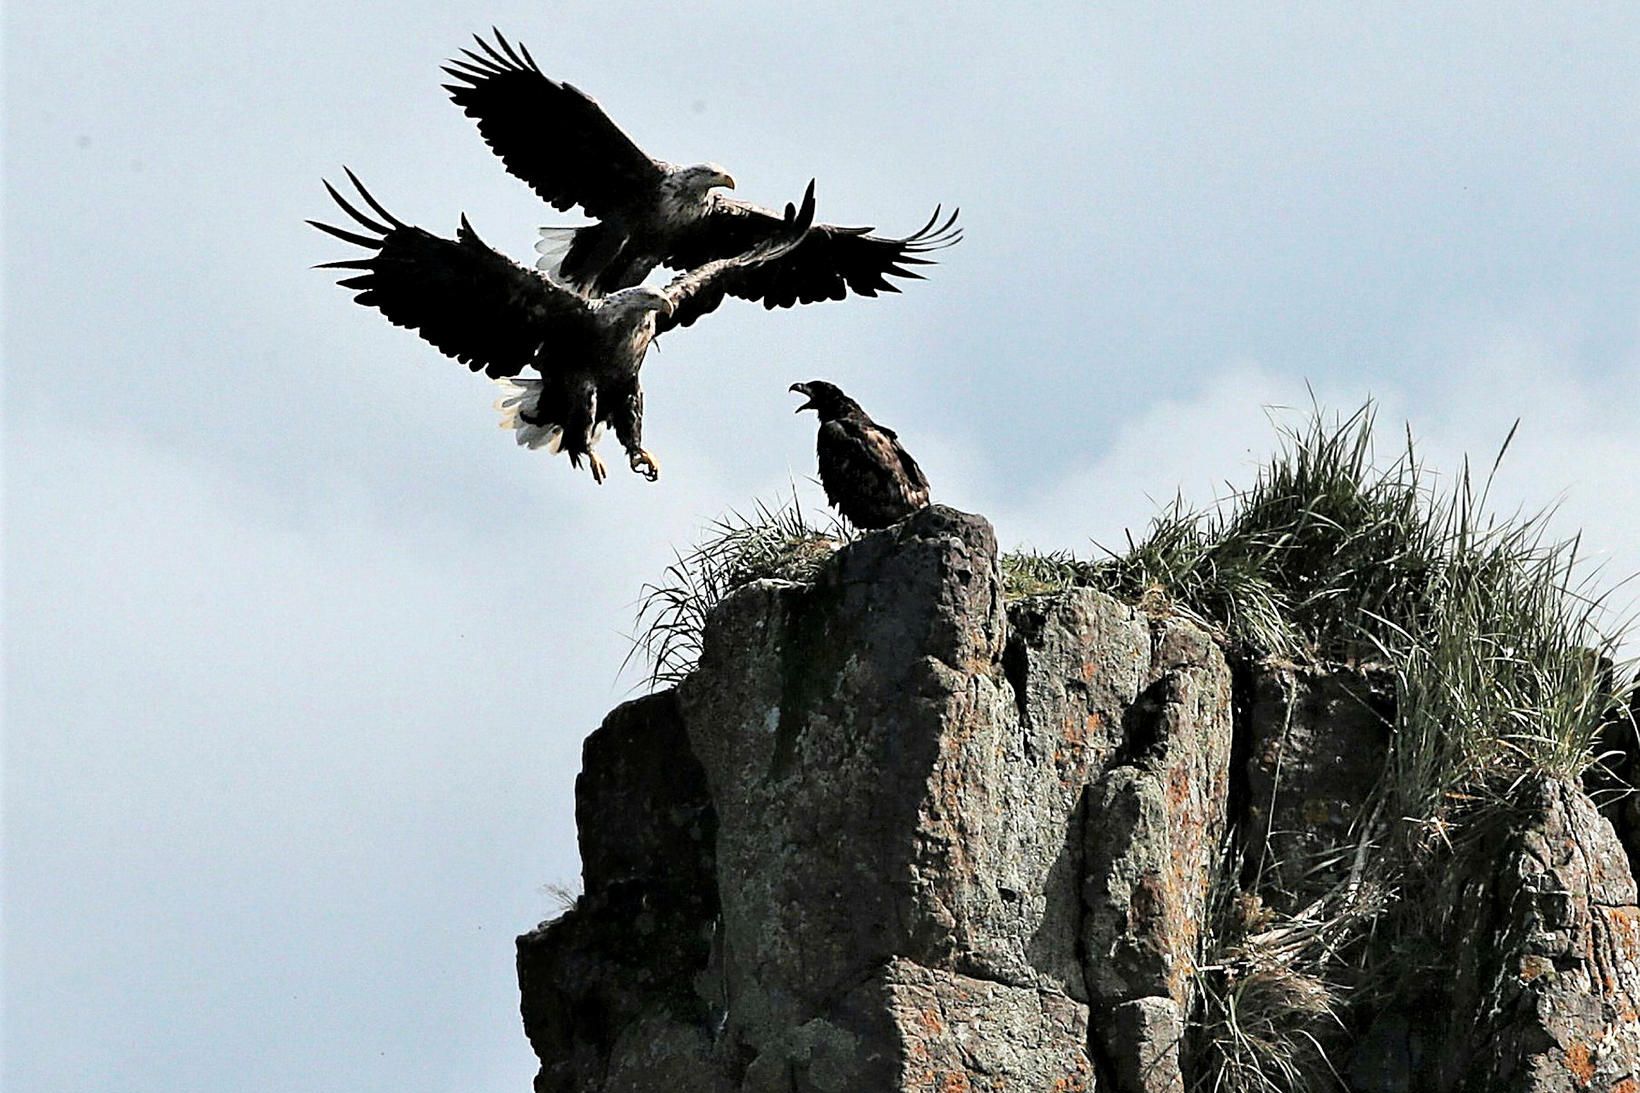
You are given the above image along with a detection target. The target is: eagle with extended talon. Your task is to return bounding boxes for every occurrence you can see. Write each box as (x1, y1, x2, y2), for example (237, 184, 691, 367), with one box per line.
(443, 29, 961, 302)
(791, 380, 930, 529)
(310, 170, 815, 483)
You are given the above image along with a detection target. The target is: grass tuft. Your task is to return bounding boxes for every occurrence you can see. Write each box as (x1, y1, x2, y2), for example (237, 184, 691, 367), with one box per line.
(626, 494, 851, 689)
(1013, 402, 1634, 1091)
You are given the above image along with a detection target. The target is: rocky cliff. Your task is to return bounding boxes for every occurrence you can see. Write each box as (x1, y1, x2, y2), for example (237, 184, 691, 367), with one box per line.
(518, 506, 1640, 1092)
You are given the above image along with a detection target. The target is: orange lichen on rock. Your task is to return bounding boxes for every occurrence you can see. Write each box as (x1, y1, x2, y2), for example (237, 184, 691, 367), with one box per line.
(1606, 905, 1640, 960)
(1563, 1039, 1596, 1085)
(1519, 955, 1553, 982)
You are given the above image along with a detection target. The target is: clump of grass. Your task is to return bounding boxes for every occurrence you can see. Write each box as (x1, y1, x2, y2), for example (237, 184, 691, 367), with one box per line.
(1026, 403, 1627, 792)
(1071, 405, 1446, 660)
(539, 881, 581, 916)
(1372, 502, 1622, 837)
(1000, 548, 1091, 599)
(1187, 836, 1358, 1093)
(1029, 402, 1634, 1090)
(1191, 946, 1344, 1093)
(627, 494, 851, 689)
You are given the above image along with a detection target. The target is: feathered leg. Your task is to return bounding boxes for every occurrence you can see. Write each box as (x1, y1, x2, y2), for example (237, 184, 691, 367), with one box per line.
(558, 378, 607, 485)
(607, 376, 658, 481)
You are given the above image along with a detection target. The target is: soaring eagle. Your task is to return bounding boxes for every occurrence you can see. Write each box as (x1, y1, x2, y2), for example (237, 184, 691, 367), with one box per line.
(442, 30, 961, 301)
(791, 381, 930, 530)
(310, 170, 815, 483)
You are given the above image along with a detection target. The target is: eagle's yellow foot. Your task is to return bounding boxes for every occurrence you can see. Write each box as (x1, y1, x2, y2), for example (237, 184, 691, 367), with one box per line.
(587, 451, 608, 485)
(630, 449, 660, 481)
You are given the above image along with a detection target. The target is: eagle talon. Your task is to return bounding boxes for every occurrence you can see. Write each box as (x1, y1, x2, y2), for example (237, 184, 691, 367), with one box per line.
(587, 452, 608, 485)
(630, 449, 661, 481)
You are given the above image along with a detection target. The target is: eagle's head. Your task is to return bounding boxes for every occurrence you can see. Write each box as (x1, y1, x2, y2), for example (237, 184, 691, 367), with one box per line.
(605, 286, 675, 318)
(672, 162, 736, 197)
(790, 380, 858, 421)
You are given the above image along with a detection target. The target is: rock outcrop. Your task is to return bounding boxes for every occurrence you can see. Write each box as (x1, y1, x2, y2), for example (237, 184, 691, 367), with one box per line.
(518, 506, 1640, 1092)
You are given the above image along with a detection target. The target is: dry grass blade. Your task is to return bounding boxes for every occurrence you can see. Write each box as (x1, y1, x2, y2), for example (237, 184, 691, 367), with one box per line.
(626, 493, 852, 690)
(1045, 401, 1640, 1091)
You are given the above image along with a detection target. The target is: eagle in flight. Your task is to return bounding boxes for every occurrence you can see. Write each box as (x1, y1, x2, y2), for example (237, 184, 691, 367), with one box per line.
(791, 381, 930, 530)
(443, 30, 961, 301)
(310, 171, 815, 483)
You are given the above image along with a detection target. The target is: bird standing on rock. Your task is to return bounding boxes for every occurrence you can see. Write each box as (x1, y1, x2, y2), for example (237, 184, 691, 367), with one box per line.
(791, 381, 930, 530)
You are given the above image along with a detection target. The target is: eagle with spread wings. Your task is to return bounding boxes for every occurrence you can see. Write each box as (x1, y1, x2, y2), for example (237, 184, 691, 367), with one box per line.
(443, 30, 961, 302)
(310, 171, 815, 483)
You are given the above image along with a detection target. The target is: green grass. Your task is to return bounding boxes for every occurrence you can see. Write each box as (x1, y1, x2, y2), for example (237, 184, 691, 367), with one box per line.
(626, 494, 851, 689)
(1000, 404, 1633, 1091)
(1077, 404, 1634, 1093)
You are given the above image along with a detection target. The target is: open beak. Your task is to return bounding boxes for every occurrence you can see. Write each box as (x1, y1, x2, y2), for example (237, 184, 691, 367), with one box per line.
(789, 382, 814, 412)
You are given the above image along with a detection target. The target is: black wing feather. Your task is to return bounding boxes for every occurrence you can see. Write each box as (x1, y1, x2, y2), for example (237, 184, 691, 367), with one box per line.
(443, 29, 665, 219)
(309, 172, 596, 378)
(655, 182, 818, 333)
(666, 198, 961, 310)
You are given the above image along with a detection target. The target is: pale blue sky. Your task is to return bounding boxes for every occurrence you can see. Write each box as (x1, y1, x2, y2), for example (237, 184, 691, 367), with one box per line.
(8, 5, 1640, 1091)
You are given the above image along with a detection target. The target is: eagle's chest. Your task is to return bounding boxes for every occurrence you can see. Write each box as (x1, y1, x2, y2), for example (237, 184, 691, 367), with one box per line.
(815, 422, 858, 485)
(598, 314, 657, 374)
(652, 190, 714, 232)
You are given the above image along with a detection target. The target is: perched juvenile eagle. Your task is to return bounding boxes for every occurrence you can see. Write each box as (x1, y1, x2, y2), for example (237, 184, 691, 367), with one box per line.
(791, 381, 930, 530)
(310, 170, 814, 483)
(442, 30, 961, 301)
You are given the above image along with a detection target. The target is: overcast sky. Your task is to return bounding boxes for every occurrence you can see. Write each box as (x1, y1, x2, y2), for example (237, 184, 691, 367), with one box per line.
(7, 5, 1640, 1091)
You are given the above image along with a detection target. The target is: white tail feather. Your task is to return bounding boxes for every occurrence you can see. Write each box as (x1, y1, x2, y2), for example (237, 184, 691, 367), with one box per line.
(534, 226, 579, 280)
(491, 377, 603, 454)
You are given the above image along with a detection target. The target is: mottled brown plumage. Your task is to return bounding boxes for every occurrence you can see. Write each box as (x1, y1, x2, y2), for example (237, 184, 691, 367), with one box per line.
(791, 381, 930, 529)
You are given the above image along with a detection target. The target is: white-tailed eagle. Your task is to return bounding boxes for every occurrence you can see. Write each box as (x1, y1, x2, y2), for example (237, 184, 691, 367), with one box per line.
(310, 170, 815, 483)
(442, 30, 961, 301)
(791, 380, 930, 529)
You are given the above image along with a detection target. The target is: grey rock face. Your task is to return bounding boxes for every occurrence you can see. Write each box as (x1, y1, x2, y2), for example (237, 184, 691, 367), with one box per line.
(677, 505, 1017, 1050)
(1243, 660, 1395, 911)
(516, 504, 1640, 1093)
(1433, 778, 1640, 1092)
(1587, 687, 1640, 879)
(1078, 618, 1233, 1013)
(1007, 594, 1233, 1089)
(674, 507, 1231, 1088)
(516, 692, 729, 1093)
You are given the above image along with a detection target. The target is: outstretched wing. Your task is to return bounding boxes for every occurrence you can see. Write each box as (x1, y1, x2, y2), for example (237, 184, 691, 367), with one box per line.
(665, 196, 961, 309)
(309, 170, 597, 378)
(656, 182, 819, 332)
(443, 30, 665, 220)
